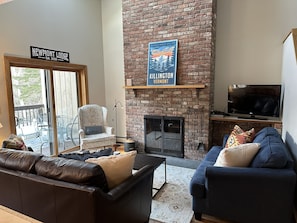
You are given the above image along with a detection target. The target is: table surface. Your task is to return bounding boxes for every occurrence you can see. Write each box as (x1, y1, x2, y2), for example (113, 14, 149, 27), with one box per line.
(134, 153, 166, 170)
(0, 205, 42, 223)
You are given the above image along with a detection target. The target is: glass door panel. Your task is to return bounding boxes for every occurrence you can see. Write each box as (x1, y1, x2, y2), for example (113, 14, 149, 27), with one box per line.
(11, 67, 53, 155)
(53, 70, 79, 152)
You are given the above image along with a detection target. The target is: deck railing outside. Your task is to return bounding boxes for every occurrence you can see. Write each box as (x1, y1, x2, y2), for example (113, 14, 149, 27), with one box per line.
(14, 104, 79, 155)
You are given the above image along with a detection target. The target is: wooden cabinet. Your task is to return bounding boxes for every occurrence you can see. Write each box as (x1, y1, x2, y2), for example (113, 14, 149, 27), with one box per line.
(210, 115, 282, 146)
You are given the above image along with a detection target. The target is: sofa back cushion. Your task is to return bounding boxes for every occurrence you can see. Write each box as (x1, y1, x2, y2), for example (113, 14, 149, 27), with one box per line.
(35, 156, 109, 192)
(250, 127, 292, 168)
(0, 148, 43, 173)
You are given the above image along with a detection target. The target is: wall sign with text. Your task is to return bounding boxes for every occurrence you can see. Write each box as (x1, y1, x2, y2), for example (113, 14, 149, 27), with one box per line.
(30, 46, 70, 63)
(147, 39, 178, 86)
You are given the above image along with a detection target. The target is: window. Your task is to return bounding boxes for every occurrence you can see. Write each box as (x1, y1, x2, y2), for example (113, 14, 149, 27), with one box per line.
(4, 56, 88, 155)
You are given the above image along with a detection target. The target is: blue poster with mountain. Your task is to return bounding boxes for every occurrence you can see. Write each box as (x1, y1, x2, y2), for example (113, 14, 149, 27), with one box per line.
(147, 39, 178, 86)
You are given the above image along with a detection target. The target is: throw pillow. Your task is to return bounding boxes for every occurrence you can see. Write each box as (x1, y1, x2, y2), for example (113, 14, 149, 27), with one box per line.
(2, 134, 29, 151)
(86, 150, 137, 189)
(85, 125, 103, 135)
(225, 125, 255, 148)
(214, 143, 260, 167)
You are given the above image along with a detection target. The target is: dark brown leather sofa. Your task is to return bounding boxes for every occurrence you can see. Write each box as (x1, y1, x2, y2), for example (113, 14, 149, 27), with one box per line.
(0, 148, 154, 223)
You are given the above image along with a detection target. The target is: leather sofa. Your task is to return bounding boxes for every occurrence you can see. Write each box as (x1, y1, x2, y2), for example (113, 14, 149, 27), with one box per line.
(0, 148, 154, 223)
(190, 127, 296, 223)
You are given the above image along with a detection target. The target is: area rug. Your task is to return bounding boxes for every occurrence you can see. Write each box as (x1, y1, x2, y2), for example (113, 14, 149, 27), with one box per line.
(150, 164, 196, 223)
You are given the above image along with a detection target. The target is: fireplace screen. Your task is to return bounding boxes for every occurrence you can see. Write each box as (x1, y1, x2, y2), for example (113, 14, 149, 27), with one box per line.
(144, 115, 184, 158)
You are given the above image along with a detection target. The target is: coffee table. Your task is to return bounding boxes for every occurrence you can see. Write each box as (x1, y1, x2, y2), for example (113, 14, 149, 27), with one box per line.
(134, 154, 166, 197)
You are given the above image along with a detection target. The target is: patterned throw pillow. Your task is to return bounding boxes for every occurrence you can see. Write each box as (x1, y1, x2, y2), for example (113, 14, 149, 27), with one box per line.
(225, 125, 255, 148)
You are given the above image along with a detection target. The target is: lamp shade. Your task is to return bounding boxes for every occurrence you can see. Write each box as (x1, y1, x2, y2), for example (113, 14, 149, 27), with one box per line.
(0, 123, 2, 128)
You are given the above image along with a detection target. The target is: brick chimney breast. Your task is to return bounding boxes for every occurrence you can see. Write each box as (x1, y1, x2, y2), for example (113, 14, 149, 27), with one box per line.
(122, 0, 217, 160)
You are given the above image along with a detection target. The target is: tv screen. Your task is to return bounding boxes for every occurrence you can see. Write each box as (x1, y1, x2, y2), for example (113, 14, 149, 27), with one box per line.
(228, 84, 282, 119)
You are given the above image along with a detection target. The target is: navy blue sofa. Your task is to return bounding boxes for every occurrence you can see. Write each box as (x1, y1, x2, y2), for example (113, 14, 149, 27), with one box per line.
(190, 127, 296, 223)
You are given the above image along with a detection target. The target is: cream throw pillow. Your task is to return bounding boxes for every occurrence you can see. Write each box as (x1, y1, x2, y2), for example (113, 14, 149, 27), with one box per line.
(214, 143, 260, 167)
(86, 150, 137, 189)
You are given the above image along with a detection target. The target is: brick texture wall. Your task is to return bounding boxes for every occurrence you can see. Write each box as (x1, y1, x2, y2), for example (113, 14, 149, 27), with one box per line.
(122, 0, 217, 160)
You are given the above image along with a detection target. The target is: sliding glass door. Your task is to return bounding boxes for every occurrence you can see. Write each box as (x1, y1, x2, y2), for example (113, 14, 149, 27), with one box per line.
(5, 56, 88, 156)
(11, 67, 80, 155)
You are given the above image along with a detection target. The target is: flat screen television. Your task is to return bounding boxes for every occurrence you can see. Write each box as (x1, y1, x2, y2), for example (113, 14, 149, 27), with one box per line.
(227, 84, 282, 119)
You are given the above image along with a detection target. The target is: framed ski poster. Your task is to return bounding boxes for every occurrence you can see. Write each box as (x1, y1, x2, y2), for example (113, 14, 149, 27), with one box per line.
(147, 39, 178, 86)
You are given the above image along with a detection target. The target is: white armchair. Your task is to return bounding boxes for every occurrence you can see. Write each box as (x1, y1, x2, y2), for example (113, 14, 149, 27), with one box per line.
(78, 104, 116, 151)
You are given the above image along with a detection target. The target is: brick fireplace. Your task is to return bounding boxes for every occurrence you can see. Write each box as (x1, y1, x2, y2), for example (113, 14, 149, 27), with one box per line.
(122, 0, 217, 160)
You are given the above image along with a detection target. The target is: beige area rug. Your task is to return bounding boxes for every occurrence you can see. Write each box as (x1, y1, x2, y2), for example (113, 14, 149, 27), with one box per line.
(149, 164, 196, 223)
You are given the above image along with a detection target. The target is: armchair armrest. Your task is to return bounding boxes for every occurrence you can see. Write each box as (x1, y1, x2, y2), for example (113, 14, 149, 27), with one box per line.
(78, 129, 85, 138)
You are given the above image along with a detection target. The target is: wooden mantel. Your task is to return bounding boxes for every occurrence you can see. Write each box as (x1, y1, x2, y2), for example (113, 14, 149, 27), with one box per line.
(124, 84, 206, 96)
(124, 84, 205, 90)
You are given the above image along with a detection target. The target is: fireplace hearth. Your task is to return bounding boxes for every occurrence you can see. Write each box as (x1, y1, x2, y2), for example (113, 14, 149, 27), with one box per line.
(144, 115, 184, 158)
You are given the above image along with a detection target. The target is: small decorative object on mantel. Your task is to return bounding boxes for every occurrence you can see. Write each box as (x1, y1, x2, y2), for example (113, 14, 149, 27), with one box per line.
(126, 78, 132, 86)
(30, 46, 70, 63)
(147, 39, 178, 86)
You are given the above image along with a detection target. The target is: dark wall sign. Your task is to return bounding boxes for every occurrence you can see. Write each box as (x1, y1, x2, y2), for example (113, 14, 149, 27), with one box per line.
(30, 46, 70, 63)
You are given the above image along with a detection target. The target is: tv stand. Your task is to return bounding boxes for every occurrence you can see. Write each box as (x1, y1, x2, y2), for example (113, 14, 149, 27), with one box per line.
(237, 116, 268, 120)
(210, 115, 282, 146)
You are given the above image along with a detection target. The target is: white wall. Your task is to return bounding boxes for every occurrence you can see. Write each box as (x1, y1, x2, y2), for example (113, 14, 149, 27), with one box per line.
(0, 0, 105, 141)
(214, 0, 297, 112)
(281, 32, 297, 159)
(101, 0, 126, 139)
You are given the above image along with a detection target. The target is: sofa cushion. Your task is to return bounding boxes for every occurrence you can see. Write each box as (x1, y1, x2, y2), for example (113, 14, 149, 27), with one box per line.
(250, 127, 290, 168)
(225, 125, 255, 148)
(86, 150, 137, 189)
(205, 146, 223, 162)
(35, 156, 109, 192)
(0, 148, 43, 173)
(214, 143, 260, 167)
